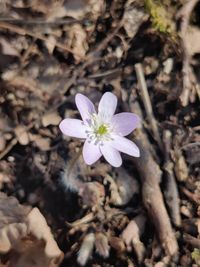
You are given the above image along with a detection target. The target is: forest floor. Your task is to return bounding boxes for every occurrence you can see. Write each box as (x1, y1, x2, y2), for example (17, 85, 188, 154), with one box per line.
(0, 1, 200, 267)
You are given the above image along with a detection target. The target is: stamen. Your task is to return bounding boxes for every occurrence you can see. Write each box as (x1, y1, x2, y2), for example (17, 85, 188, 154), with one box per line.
(87, 113, 113, 144)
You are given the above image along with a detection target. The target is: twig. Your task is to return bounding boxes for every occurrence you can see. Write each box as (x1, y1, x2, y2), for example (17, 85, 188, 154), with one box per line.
(86, 20, 124, 60)
(163, 130, 181, 227)
(135, 63, 163, 151)
(66, 213, 94, 228)
(0, 22, 84, 59)
(0, 123, 34, 160)
(122, 214, 146, 263)
(183, 233, 200, 249)
(0, 17, 78, 25)
(177, 0, 199, 106)
(0, 138, 17, 160)
(180, 186, 200, 205)
(130, 101, 178, 257)
(131, 134, 178, 256)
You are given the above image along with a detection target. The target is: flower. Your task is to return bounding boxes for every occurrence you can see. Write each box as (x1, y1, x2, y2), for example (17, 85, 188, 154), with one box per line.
(59, 92, 140, 167)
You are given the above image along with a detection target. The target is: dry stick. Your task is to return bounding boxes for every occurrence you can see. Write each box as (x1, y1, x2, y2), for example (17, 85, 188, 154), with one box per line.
(122, 214, 146, 263)
(0, 138, 17, 160)
(131, 133, 179, 256)
(135, 63, 163, 151)
(0, 18, 77, 25)
(0, 121, 35, 160)
(0, 22, 84, 59)
(87, 20, 124, 60)
(183, 233, 200, 249)
(180, 186, 200, 205)
(177, 0, 199, 106)
(130, 101, 178, 257)
(163, 130, 181, 227)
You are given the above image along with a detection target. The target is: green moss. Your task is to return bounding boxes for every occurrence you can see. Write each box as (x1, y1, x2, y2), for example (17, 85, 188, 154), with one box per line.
(144, 0, 176, 36)
(192, 248, 200, 265)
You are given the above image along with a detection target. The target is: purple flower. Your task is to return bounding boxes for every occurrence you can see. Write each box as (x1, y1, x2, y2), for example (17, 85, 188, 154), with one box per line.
(59, 92, 140, 167)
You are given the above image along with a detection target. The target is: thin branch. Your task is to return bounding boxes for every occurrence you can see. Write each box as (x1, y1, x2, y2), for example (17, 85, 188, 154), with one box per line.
(0, 17, 78, 25)
(130, 102, 178, 257)
(0, 22, 84, 59)
(135, 63, 163, 151)
(163, 130, 181, 227)
(177, 0, 199, 106)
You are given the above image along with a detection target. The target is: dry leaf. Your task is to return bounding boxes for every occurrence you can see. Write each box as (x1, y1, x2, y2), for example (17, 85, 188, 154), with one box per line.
(185, 26, 200, 57)
(45, 36, 57, 55)
(34, 137, 51, 151)
(67, 24, 88, 61)
(42, 112, 61, 127)
(47, 0, 105, 21)
(0, 135, 6, 152)
(77, 233, 95, 266)
(106, 169, 139, 206)
(79, 182, 105, 208)
(0, 38, 19, 57)
(14, 126, 29, 145)
(95, 232, 110, 258)
(122, 215, 146, 262)
(115, 168, 139, 205)
(0, 193, 63, 267)
(123, 1, 147, 38)
(109, 236, 126, 253)
(0, 161, 14, 189)
(173, 150, 188, 181)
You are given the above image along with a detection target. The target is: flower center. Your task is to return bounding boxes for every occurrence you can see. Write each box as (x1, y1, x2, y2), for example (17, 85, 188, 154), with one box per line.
(85, 114, 113, 144)
(95, 124, 108, 136)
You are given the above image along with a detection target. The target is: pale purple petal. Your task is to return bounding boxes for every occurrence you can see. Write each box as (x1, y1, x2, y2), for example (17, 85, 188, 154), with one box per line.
(110, 135, 140, 157)
(98, 92, 117, 121)
(111, 112, 140, 136)
(75, 93, 96, 123)
(100, 143, 122, 167)
(83, 140, 102, 165)
(59, 119, 87, 138)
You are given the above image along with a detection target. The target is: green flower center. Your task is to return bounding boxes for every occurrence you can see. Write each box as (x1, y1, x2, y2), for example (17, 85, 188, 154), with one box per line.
(96, 124, 108, 136)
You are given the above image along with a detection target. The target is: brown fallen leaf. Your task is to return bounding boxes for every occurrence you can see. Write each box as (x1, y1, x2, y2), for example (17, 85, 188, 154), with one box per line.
(0, 193, 63, 267)
(67, 23, 89, 61)
(79, 182, 105, 208)
(123, 0, 147, 38)
(109, 236, 126, 254)
(47, 0, 105, 21)
(0, 38, 19, 57)
(14, 126, 29, 146)
(122, 214, 146, 263)
(34, 137, 51, 151)
(173, 149, 188, 182)
(95, 232, 110, 258)
(185, 26, 200, 57)
(0, 134, 6, 152)
(115, 168, 139, 205)
(42, 111, 61, 127)
(77, 233, 95, 266)
(0, 161, 14, 189)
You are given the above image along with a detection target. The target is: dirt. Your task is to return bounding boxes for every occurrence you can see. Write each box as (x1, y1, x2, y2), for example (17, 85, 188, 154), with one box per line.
(0, 1, 200, 267)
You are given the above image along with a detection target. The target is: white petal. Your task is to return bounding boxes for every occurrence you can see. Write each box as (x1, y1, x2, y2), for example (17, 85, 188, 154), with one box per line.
(110, 135, 140, 157)
(111, 112, 140, 136)
(83, 140, 102, 165)
(75, 93, 96, 123)
(98, 92, 117, 121)
(100, 143, 122, 167)
(59, 119, 87, 138)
